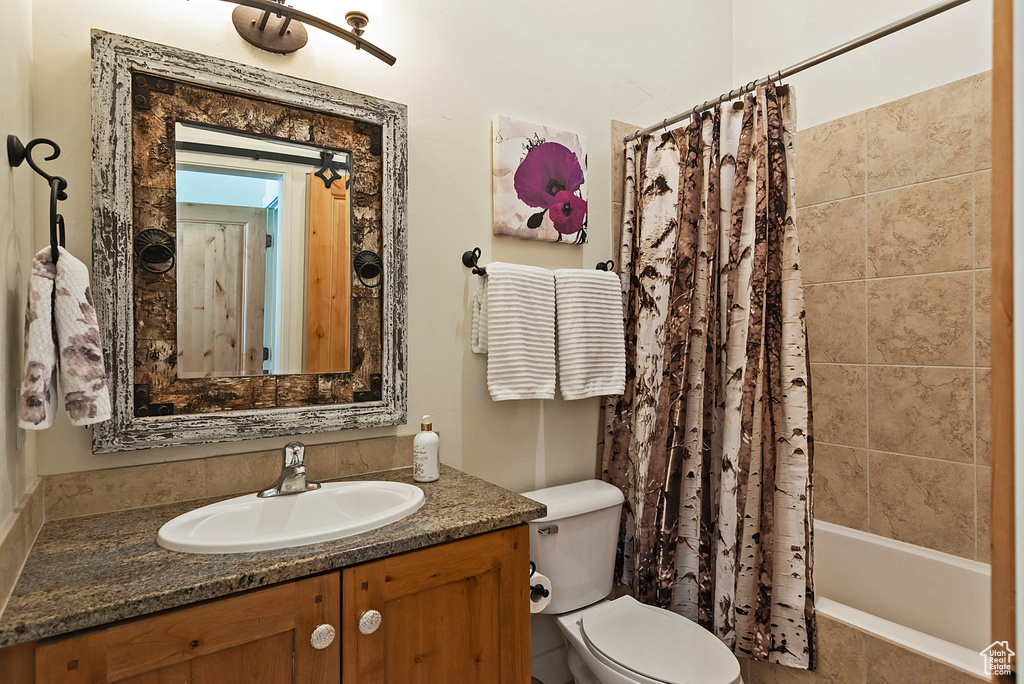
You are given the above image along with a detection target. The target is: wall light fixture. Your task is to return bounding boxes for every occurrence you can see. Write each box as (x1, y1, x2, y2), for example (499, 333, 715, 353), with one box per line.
(222, 0, 395, 64)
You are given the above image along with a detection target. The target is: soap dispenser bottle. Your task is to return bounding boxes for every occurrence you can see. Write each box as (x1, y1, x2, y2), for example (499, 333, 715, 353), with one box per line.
(413, 415, 440, 483)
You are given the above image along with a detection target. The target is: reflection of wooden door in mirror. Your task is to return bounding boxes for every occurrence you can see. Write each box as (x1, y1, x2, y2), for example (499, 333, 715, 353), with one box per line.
(306, 176, 352, 373)
(177, 203, 267, 378)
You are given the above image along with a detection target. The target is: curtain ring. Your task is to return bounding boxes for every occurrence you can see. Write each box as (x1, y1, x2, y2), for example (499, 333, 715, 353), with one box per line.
(662, 118, 669, 131)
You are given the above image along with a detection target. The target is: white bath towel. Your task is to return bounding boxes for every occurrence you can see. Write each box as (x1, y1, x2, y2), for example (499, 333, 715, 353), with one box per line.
(485, 262, 556, 401)
(471, 281, 488, 355)
(19, 247, 111, 429)
(553, 269, 626, 400)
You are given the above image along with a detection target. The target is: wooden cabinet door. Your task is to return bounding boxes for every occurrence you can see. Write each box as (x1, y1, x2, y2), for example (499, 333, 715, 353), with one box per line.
(342, 526, 530, 684)
(31, 572, 340, 684)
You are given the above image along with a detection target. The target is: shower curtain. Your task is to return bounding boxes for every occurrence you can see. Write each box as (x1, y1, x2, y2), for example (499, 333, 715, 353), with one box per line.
(601, 83, 815, 669)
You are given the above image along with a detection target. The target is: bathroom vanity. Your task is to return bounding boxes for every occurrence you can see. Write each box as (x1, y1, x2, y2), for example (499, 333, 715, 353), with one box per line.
(0, 467, 543, 683)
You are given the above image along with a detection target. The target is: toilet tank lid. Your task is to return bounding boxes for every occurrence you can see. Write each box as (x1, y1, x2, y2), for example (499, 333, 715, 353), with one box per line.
(521, 480, 624, 523)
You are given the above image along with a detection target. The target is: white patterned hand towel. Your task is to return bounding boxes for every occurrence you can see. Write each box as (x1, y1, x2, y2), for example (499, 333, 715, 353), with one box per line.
(471, 281, 488, 355)
(485, 262, 556, 400)
(553, 269, 626, 400)
(18, 250, 57, 429)
(19, 247, 111, 429)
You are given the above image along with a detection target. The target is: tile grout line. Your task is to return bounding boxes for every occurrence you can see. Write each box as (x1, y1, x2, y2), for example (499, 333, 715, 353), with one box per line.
(971, 90, 979, 560)
(811, 361, 985, 371)
(817, 440, 977, 467)
(968, 81, 978, 562)
(805, 267, 985, 289)
(796, 167, 988, 213)
(864, 120, 871, 535)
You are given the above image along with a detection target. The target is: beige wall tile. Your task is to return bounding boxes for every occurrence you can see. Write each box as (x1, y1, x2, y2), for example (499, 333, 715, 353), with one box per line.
(868, 451, 975, 558)
(866, 177, 972, 278)
(974, 170, 991, 268)
(814, 444, 868, 530)
(338, 436, 402, 476)
(45, 460, 207, 520)
(867, 273, 973, 366)
(976, 369, 991, 467)
(796, 198, 866, 284)
(806, 282, 866, 364)
(868, 366, 974, 463)
(809, 364, 867, 447)
(973, 71, 993, 171)
(866, 77, 973, 192)
(43, 436, 406, 519)
(795, 113, 866, 207)
(205, 450, 281, 498)
(303, 443, 339, 481)
(746, 615, 865, 683)
(866, 633, 986, 682)
(394, 435, 415, 468)
(977, 465, 991, 563)
(975, 269, 991, 366)
(0, 481, 43, 617)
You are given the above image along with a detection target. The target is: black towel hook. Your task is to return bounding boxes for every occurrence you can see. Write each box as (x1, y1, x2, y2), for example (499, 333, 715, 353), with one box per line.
(8, 135, 68, 264)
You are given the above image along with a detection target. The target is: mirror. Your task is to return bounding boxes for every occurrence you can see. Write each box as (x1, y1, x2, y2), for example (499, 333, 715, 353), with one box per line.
(91, 31, 407, 453)
(174, 123, 353, 377)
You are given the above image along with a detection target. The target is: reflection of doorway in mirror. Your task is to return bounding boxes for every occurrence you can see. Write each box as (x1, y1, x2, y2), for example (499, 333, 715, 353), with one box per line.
(173, 122, 354, 376)
(176, 202, 268, 378)
(306, 175, 352, 373)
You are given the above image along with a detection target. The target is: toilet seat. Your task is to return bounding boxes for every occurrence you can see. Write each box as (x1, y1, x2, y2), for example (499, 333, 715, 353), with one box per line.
(578, 596, 741, 684)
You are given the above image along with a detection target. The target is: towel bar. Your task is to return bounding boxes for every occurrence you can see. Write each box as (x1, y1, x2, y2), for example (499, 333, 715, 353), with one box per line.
(8, 134, 68, 264)
(461, 247, 613, 276)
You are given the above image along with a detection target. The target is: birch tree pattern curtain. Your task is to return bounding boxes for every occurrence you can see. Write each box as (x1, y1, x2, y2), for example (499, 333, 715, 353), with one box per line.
(601, 83, 815, 669)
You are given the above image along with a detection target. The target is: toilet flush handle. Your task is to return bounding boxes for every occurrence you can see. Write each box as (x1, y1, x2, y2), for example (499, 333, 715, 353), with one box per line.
(538, 525, 558, 535)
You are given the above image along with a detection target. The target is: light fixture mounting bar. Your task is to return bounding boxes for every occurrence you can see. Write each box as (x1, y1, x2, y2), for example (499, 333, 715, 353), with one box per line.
(219, 0, 396, 65)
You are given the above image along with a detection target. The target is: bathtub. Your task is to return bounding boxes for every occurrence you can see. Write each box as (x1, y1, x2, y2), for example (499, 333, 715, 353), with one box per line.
(815, 521, 991, 678)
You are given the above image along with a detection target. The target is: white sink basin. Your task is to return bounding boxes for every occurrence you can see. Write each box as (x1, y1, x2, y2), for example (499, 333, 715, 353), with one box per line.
(157, 481, 424, 554)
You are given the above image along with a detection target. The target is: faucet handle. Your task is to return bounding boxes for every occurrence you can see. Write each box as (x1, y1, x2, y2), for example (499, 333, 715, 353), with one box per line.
(284, 441, 305, 467)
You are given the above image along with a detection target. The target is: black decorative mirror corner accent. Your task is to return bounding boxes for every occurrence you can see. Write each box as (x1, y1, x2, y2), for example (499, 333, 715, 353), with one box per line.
(134, 228, 175, 274)
(133, 384, 175, 417)
(352, 121, 382, 156)
(354, 374, 383, 402)
(131, 73, 175, 110)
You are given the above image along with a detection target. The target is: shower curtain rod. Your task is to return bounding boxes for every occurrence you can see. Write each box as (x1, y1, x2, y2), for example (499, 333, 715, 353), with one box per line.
(623, 0, 974, 143)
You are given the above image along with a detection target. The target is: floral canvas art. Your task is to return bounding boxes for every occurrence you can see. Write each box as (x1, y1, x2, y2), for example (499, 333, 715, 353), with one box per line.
(492, 116, 588, 244)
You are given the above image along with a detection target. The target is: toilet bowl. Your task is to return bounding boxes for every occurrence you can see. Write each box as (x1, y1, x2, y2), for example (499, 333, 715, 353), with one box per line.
(524, 480, 742, 684)
(555, 597, 742, 684)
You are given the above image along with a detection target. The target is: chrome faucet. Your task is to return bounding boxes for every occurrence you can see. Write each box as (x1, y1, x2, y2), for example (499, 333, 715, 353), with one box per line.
(257, 441, 322, 498)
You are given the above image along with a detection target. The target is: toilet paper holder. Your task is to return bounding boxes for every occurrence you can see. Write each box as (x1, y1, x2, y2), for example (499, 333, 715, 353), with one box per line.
(529, 562, 550, 601)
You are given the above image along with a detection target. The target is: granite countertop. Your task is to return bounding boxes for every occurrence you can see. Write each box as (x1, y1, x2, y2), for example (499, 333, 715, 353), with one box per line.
(0, 465, 546, 648)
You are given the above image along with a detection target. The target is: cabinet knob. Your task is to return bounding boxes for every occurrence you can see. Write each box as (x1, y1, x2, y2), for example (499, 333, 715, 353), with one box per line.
(310, 623, 336, 650)
(358, 609, 382, 635)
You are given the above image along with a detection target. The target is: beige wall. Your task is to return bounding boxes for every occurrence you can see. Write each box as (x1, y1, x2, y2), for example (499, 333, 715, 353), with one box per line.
(797, 73, 992, 562)
(26, 0, 735, 492)
(0, 0, 38, 533)
(732, 0, 992, 130)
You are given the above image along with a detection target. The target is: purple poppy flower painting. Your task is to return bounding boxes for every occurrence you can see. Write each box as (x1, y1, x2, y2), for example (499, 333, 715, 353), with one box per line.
(492, 116, 587, 244)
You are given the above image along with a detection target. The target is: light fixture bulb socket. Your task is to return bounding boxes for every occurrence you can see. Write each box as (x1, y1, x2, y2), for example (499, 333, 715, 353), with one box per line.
(345, 10, 369, 34)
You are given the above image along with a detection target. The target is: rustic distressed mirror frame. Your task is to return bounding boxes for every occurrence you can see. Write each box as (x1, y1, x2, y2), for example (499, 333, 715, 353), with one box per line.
(91, 31, 407, 453)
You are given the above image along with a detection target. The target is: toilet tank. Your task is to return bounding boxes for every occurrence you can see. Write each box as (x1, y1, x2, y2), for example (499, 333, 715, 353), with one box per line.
(522, 480, 624, 614)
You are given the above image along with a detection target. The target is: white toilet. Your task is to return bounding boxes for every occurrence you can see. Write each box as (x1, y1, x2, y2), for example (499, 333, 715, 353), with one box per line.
(524, 480, 742, 684)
